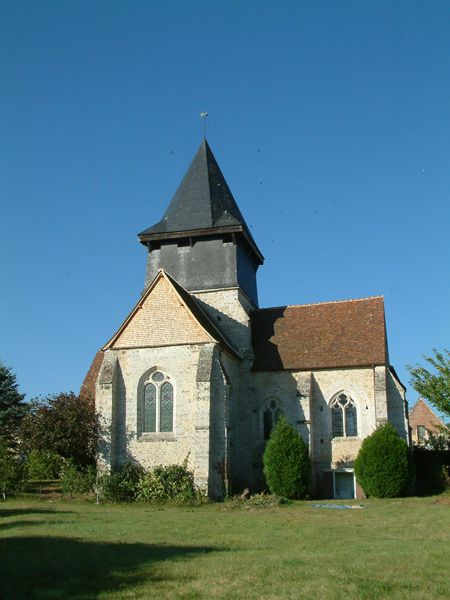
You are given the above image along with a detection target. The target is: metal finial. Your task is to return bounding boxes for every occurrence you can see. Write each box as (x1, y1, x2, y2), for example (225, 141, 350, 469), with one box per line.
(200, 111, 208, 139)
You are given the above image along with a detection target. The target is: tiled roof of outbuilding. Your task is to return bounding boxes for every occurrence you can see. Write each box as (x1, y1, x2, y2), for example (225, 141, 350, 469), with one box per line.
(251, 296, 388, 371)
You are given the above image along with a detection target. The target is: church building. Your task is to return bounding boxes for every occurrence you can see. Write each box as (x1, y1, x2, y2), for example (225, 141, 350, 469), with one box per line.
(82, 139, 409, 500)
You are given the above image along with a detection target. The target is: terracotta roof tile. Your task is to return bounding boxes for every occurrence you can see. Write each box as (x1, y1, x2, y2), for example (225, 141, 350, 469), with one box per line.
(251, 296, 387, 371)
(79, 350, 104, 401)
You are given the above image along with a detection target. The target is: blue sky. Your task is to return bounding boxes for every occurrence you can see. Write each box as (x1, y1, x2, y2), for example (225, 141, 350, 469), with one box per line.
(1, 1, 449, 418)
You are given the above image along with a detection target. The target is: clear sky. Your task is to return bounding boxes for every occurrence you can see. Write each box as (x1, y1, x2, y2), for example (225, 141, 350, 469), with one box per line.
(1, 1, 449, 418)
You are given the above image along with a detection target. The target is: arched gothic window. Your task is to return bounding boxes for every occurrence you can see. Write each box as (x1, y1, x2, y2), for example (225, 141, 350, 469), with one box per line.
(330, 393, 357, 438)
(143, 371, 173, 433)
(263, 399, 283, 440)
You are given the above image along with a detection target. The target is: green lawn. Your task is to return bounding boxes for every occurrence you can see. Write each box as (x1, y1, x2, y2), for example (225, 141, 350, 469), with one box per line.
(1, 494, 449, 600)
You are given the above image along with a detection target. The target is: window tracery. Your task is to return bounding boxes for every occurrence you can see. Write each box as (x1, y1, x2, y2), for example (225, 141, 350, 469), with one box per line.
(330, 393, 357, 438)
(143, 371, 173, 433)
(262, 399, 283, 440)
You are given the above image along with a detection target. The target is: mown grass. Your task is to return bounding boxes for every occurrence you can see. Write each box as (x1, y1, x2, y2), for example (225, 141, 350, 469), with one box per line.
(1, 494, 449, 600)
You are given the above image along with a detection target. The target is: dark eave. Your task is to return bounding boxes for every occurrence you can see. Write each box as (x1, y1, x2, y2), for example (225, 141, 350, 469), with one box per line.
(138, 224, 264, 265)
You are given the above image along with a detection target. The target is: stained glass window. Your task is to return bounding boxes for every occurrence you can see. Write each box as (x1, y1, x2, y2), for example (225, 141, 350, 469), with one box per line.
(263, 408, 272, 440)
(345, 404, 357, 437)
(332, 405, 344, 437)
(142, 372, 173, 433)
(330, 393, 357, 438)
(263, 400, 283, 440)
(160, 382, 174, 432)
(144, 383, 156, 432)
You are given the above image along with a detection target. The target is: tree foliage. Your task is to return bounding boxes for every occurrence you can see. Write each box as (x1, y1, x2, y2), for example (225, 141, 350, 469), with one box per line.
(135, 463, 197, 502)
(99, 462, 145, 502)
(408, 348, 450, 416)
(0, 362, 27, 450)
(20, 392, 100, 467)
(0, 441, 26, 499)
(354, 422, 412, 498)
(61, 460, 97, 497)
(26, 449, 64, 480)
(263, 416, 310, 499)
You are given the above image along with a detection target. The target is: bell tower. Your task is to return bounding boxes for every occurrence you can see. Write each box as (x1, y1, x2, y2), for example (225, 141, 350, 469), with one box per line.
(138, 140, 264, 308)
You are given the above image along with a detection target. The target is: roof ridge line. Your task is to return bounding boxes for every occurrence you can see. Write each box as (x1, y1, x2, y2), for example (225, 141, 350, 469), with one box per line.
(256, 295, 384, 312)
(203, 139, 215, 226)
(414, 397, 446, 424)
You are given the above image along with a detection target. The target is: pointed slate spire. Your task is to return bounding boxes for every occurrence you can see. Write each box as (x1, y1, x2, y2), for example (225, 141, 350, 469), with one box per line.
(138, 139, 263, 306)
(138, 140, 262, 262)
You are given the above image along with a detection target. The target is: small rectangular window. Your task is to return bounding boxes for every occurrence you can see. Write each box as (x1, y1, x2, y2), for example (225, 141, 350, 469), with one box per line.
(417, 425, 426, 442)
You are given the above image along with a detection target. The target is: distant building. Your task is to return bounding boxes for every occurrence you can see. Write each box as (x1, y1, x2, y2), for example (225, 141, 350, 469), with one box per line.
(82, 140, 409, 500)
(409, 398, 446, 445)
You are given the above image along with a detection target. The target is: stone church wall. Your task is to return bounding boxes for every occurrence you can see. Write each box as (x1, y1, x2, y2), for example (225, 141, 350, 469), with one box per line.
(192, 288, 254, 354)
(386, 369, 408, 441)
(249, 367, 385, 496)
(96, 344, 214, 489)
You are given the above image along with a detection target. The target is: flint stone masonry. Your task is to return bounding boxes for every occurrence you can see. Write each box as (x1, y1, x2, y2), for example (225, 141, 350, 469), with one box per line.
(193, 288, 254, 353)
(97, 344, 215, 490)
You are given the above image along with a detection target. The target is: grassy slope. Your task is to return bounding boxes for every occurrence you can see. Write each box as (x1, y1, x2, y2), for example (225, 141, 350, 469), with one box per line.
(1, 495, 449, 600)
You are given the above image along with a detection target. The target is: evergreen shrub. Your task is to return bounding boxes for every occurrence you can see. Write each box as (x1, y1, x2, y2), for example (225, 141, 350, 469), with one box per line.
(263, 416, 311, 499)
(100, 462, 144, 502)
(354, 422, 412, 498)
(136, 463, 197, 502)
(27, 449, 63, 480)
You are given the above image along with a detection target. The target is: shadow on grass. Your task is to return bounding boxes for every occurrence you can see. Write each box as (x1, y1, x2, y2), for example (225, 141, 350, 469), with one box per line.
(0, 507, 73, 519)
(0, 536, 219, 599)
(0, 519, 70, 532)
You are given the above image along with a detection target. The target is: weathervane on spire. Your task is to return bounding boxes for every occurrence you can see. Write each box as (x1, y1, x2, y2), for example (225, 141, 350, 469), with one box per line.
(200, 111, 208, 139)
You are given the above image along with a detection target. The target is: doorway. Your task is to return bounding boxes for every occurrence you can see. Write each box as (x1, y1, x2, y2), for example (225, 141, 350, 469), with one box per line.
(334, 471, 355, 499)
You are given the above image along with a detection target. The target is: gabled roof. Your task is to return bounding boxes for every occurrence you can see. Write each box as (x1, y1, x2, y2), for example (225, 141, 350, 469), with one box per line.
(409, 398, 446, 427)
(251, 296, 388, 371)
(138, 140, 263, 263)
(102, 270, 240, 358)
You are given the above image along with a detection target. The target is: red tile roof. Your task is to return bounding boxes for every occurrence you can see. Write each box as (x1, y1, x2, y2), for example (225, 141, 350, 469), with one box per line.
(79, 350, 104, 401)
(251, 296, 388, 371)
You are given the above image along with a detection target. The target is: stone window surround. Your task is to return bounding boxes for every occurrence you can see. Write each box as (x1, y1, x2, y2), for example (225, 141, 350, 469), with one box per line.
(138, 368, 176, 437)
(138, 432, 177, 443)
(329, 391, 359, 439)
(260, 397, 283, 440)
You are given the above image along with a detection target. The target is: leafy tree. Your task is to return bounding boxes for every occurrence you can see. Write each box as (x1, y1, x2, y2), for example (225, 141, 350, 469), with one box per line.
(21, 392, 100, 467)
(0, 362, 27, 450)
(263, 416, 310, 499)
(26, 449, 64, 480)
(355, 422, 412, 498)
(0, 441, 26, 499)
(408, 349, 450, 416)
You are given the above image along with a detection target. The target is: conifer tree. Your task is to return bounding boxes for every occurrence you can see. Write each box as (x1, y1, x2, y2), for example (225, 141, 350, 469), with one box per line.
(0, 362, 27, 450)
(263, 416, 310, 499)
(354, 422, 412, 498)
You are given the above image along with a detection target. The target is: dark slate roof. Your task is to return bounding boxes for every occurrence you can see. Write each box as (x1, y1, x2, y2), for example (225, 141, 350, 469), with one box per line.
(138, 140, 263, 261)
(251, 297, 388, 371)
